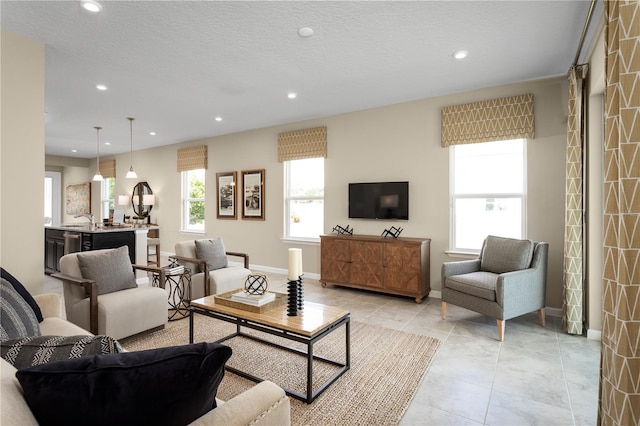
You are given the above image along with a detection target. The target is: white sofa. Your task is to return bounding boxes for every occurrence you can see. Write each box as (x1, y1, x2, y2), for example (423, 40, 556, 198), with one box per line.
(1, 293, 291, 425)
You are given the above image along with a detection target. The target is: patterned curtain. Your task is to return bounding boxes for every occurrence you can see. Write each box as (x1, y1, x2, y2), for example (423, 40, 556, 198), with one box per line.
(599, 1, 640, 425)
(563, 65, 587, 335)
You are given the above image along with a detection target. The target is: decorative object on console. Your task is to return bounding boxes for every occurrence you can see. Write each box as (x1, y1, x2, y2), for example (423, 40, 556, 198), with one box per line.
(286, 248, 304, 316)
(381, 226, 403, 239)
(125, 117, 138, 179)
(92, 126, 104, 182)
(332, 224, 353, 235)
(243, 274, 270, 296)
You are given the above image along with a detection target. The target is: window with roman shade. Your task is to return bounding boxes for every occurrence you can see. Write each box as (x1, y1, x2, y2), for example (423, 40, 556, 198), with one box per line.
(277, 126, 327, 162)
(99, 159, 116, 179)
(177, 145, 208, 172)
(441, 94, 534, 147)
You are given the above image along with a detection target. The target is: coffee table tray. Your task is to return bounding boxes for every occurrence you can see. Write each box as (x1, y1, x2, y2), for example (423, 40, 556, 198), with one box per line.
(214, 290, 287, 313)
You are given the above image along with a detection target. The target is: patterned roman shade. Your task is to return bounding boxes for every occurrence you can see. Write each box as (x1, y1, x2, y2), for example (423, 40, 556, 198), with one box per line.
(177, 145, 207, 172)
(441, 94, 535, 146)
(277, 126, 327, 162)
(99, 159, 116, 179)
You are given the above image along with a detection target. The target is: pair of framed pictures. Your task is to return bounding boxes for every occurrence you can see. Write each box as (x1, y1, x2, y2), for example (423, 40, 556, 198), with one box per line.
(216, 169, 265, 220)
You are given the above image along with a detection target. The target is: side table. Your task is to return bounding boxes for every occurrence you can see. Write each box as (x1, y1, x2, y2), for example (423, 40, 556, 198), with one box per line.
(151, 261, 192, 321)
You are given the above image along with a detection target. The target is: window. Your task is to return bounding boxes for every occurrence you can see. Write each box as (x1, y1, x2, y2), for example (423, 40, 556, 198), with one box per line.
(285, 157, 324, 241)
(44, 171, 61, 225)
(450, 139, 526, 252)
(101, 178, 115, 221)
(182, 169, 205, 231)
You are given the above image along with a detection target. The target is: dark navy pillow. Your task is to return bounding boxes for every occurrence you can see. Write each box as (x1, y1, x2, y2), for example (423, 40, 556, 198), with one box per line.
(1, 268, 43, 322)
(16, 342, 232, 426)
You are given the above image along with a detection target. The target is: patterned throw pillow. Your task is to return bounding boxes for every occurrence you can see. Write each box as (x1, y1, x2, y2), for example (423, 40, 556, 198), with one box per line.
(1, 268, 43, 322)
(77, 246, 137, 295)
(1, 335, 123, 369)
(0, 279, 41, 341)
(195, 238, 228, 272)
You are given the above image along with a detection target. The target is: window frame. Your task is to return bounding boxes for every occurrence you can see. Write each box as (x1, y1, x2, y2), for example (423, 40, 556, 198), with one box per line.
(284, 157, 325, 243)
(101, 177, 115, 222)
(181, 169, 206, 233)
(449, 139, 527, 254)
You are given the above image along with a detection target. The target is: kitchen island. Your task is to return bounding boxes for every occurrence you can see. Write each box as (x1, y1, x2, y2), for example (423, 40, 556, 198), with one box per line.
(45, 224, 158, 280)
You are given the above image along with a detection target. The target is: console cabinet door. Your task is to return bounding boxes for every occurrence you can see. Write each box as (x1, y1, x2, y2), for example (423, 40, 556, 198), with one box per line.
(383, 243, 421, 293)
(350, 241, 383, 288)
(320, 238, 351, 283)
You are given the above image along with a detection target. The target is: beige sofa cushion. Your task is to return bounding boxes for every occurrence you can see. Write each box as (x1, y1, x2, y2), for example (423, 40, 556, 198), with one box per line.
(1, 358, 38, 426)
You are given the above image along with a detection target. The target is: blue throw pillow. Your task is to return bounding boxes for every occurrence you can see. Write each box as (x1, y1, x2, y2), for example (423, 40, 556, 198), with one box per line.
(16, 342, 232, 426)
(0, 268, 43, 322)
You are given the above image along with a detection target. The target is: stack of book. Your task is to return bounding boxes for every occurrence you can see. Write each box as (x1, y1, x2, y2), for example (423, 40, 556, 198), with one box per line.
(230, 291, 276, 306)
(163, 265, 185, 275)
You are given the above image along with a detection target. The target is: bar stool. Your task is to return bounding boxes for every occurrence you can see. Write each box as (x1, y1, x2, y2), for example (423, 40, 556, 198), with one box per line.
(147, 237, 161, 266)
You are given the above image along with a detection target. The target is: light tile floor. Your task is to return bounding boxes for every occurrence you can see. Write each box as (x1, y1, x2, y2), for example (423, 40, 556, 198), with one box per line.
(45, 270, 600, 426)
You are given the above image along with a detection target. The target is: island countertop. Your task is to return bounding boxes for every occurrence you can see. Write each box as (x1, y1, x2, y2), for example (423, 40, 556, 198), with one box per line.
(45, 224, 159, 234)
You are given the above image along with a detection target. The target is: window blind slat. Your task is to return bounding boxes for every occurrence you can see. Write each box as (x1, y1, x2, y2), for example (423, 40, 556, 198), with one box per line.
(278, 126, 327, 162)
(177, 145, 207, 172)
(441, 94, 534, 147)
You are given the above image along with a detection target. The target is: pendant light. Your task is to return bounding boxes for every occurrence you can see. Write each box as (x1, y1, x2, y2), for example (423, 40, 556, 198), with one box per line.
(125, 117, 138, 179)
(92, 126, 104, 181)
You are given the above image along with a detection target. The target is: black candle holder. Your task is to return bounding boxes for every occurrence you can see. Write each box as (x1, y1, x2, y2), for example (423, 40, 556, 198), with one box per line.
(287, 275, 304, 316)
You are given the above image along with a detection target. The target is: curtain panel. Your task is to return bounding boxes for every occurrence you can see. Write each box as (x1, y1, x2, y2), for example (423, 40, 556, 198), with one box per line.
(177, 145, 207, 172)
(99, 159, 116, 179)
(599, 1, 640, 425)
(562, 65, 587, 336)
(277, 126, 327, 162)
(441, 94, 534, 147)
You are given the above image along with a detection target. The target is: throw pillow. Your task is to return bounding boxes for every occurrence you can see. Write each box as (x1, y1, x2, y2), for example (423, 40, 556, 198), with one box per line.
(0, 279, 41, 341)
(1, 268, 43, 322)
(480, 235, 535, 274)
(17, 342, 232, 426)
(195, 238, 228, 272)
(77, 246, 137, 295)
(1, 335, 123, 369)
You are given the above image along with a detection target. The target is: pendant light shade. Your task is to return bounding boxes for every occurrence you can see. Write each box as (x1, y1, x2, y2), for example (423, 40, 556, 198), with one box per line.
(126, 117, 138, 179)
(92, 126, 104, 182)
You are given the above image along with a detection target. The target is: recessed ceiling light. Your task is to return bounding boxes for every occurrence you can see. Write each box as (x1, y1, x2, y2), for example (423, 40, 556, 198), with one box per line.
(81, 0, 102, 13)
(96, 84, 107, 91)
(105, 142, 111, 145)
(149, 132, 156, 136)
(453, 50, 468, 60)
(287, 93, 297, 99)
(298, 27, 314, 38)
(71, 149, 78, 153)
(215, 117, 222, 122)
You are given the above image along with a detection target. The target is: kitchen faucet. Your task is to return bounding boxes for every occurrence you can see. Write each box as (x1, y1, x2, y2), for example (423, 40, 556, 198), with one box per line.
(74, 213, 95, 228)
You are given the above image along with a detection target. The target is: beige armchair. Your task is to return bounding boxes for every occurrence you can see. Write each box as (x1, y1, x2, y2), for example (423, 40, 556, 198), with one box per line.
(441, 235, 548, 341)
(52, 246, 168, 340)
(174, 238, 251, 299)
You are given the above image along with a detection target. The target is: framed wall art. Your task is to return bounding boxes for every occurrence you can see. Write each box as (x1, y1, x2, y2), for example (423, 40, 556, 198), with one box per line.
(241, 169, 265, 220)
(65, 182, 91, 215)
(216, 171, 237, 219)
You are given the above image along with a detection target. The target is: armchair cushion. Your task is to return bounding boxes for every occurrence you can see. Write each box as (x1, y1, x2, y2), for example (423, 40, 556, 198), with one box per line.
(444, 271, 498, 302)
(16, 342, 232, 426)
(1, 268, 43, 322)
(1, 279, 41, 340)
(76, 246, 137, 295)
(1, 335, 122, 369)
(480, 235, 534, 274)
(195, 238, 228, 272)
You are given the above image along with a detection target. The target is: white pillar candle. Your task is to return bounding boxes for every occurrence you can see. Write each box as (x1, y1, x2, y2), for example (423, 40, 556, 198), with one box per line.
(288, 248, 302, 280)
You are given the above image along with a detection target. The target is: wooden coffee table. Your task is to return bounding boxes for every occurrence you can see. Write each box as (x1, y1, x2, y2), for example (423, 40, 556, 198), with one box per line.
(189, 294, 350, 403)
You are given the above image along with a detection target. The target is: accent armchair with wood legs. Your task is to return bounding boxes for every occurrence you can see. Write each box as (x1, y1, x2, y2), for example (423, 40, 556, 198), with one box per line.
(441, 236, 549, 341)
(52, 246, 168, 340)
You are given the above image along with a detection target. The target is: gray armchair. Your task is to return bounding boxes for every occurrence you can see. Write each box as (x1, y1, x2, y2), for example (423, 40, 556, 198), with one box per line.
(441, 235, 548, 341)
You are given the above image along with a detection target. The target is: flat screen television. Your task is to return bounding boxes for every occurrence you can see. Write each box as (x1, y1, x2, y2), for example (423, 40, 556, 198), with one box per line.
(348, 181, 409, 220)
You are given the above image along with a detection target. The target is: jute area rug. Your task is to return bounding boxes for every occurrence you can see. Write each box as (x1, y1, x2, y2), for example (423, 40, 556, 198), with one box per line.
(120, 315, 440, 425)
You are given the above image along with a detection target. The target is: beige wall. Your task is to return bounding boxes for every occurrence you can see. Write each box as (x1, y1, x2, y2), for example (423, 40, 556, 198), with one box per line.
(1, 30, 45, 293)
(57, 76, 570, 309)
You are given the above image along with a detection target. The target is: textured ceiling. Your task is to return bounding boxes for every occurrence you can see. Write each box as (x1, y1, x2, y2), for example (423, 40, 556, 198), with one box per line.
(1, 0, 601, 158)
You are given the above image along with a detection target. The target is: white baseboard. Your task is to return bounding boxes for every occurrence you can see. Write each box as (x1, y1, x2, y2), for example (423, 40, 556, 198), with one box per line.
(587, 329, 602, 340)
